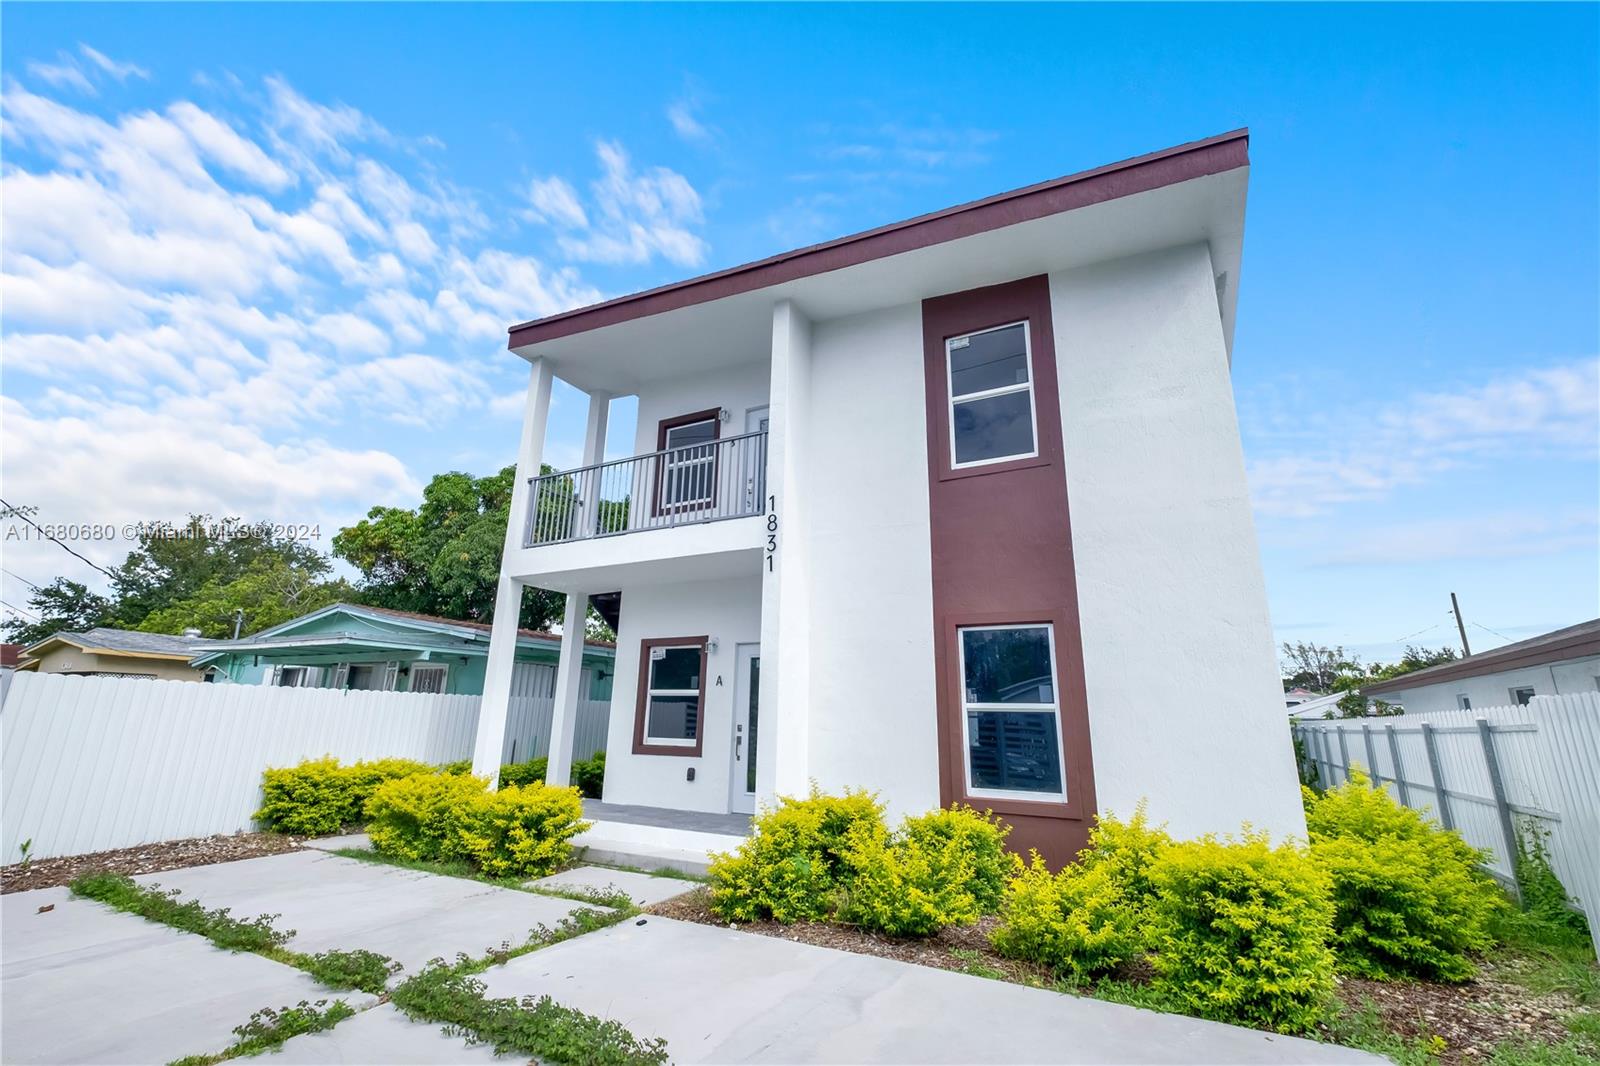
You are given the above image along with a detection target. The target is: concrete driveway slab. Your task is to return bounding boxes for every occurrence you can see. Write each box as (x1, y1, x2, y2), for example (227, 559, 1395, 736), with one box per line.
(133, 850, 597, 976)
(527, 864, 701, 906)
(1, 887, 357, 1066)
(478, 916, 1386, 1065)
(266, 1004, 502, 1065)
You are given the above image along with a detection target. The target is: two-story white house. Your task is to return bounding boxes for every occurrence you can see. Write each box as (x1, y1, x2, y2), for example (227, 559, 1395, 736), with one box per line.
(470, 130, 1305, 867)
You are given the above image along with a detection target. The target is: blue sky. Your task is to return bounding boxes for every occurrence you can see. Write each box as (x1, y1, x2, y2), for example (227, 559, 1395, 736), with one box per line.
(2, 3, 1595, 664)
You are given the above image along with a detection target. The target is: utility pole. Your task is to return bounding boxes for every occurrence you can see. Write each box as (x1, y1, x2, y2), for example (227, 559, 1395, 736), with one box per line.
(1450, 592, 1471, 657)
(232, 608, 245, 640)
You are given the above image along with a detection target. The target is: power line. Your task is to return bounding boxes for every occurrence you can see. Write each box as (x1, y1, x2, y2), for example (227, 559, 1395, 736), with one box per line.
(1388, 620, 1448, 645)
(2, 568, 41, 591)
(0, 599, 40, 622)
(0, 498, 117, 580)
(1469, 621, 1518, 644)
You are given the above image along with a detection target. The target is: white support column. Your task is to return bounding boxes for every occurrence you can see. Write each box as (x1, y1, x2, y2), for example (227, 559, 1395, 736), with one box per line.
(756, 299, 812, 805)
(545, 592, 589, 787)
(472, 358, 554, 782)
(545, 390, 608, 788)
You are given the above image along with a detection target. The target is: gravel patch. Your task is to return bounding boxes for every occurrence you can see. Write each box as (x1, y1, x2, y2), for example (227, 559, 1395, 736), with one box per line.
(0, 832, 304, 894)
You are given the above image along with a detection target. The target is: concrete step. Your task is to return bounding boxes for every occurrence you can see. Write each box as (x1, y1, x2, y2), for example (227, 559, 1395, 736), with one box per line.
(571, 820, 744, 878)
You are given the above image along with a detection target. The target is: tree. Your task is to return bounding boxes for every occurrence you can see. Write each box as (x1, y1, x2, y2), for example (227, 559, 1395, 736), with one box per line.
(333, 466, 564, 632)
(1280, 642, 1363, 693)
(1333, 645, 1460, 718)
(137, 555, 357, 638)
(0, 578, 115, 645)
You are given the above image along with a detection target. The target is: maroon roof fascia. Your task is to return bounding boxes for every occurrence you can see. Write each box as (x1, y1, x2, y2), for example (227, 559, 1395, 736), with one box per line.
(507, 129, 1250, 349)
(1362, 619, 1600, 695)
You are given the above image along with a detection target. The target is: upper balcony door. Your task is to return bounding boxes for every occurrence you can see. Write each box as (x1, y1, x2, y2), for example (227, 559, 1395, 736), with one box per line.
(657, 409, 720, 517)
(744, 406, 769, 513)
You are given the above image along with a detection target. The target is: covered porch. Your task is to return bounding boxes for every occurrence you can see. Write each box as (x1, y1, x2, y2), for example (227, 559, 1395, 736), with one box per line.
(573, 800, 751, 876)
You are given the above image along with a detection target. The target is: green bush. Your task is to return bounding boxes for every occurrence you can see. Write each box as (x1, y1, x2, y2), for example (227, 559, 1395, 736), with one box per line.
(1305, 772, 1505, 981)
(499, 758, 548, 790)
(364, 772, 488, 862)
(255, 757, 442, 835)
(364, 773, 589, 878)
(991, 853, 1142, 982)
(455, 782, 590, 879)
(708, 788, 885, 923)
(1080, 805, 1172, 906)
(837, 807, 1010, 937)
(1144, 833, 1337, 1034)
(572, 752, 606, 799)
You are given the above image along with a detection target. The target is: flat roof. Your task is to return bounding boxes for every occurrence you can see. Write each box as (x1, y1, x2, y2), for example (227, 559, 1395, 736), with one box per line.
(508, 129, 1249, 349)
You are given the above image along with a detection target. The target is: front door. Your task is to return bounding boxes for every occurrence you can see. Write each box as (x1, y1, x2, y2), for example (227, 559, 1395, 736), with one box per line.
(744, 407, 769, 515)
(729, 644, 761, 813)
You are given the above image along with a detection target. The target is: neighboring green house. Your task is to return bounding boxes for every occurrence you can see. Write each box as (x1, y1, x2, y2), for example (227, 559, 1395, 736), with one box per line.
(190, 602, 615, 700)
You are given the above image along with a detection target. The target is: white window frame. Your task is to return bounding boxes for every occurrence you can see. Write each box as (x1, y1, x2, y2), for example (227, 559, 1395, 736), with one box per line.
(957, 622, 1067, 803)
(1510, 686, 1536, 706)
(945, 320, 1041, 470)
(644, 644, 703, 747)
(410, 663, 448, 694)
(1456, 694, 1472, 710)
(662, 417, 718, 509)
(276, 665, 311, 688)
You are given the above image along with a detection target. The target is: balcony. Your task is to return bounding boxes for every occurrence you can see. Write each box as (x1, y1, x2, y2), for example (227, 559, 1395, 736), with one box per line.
(524, 430, 769, 548)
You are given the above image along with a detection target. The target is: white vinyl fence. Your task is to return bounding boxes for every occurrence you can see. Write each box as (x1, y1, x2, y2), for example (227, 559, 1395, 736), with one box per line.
(1292, 693, 1600, 956)
(0, 672, 610, 864)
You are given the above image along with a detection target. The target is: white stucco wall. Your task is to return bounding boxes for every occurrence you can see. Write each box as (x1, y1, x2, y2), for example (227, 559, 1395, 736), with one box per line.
(1050, 243, 1307, 843)
(1381, 657, 1600, 715)
(601, 574, 763, 812)
(632, 361, 770, 456)
(801, 303, 942, 820)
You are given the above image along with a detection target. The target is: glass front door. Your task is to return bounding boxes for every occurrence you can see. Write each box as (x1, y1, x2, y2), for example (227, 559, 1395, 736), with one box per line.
(729, 645, 760, 814)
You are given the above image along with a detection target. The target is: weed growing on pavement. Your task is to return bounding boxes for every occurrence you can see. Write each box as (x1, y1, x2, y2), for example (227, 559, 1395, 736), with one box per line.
(71, 872, 292, 952)
(168, 999, 355, 1066)
(298, 948, 402, 993)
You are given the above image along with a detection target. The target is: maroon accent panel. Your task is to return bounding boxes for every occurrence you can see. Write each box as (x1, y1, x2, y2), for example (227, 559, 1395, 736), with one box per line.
(510, 131, 1248, 347)
(923, 275, 1097, 869)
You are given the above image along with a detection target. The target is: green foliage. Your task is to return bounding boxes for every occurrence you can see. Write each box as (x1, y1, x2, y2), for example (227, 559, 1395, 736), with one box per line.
(332, 467, 565, 632)
(254, 756, 441, 835)
(137, 555, 353, 638)
(299, 948, 402, 993)
(171, 1000, 356, 1066)
(1144, 833, 1337, 1033)
(1513, 821, 1591, 946)
(572, 751, 606, 799)
(0, 576, 115, 645)
(499, 757, 548, 790)
(991, 853, 1142, 982)
(364, 772, 589, 879)
(1079, 805, 1172, 904)
(390, 962, 667, 1066)
(837, 807, 1009, 937)
(70, 872, 293, 953)
(1305, 771, 1505, 981)
(363, 772, 490, 861)
(707, 788, 885, 924)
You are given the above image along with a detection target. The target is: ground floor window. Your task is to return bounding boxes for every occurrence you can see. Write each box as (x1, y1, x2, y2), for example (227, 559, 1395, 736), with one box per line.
(634, 637, 707, 755)
(958, 623, 1066, 801)
(409, 663, 448, 694)
(1510, 686, 1535, 706)
(274, 665, 316, 687)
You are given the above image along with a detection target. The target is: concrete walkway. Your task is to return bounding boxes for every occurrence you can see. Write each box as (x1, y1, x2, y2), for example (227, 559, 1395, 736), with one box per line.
(526, 864, 703, 906)
(2, 850, 1387, 1066)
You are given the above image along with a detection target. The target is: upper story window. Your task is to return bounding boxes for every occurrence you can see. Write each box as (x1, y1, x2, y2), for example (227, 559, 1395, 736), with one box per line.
(945, 322, 1039, 469)
(658, 410, 719, 510)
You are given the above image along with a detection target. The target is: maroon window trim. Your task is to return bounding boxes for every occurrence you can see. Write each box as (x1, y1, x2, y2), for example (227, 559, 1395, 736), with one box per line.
(652, 409, 721, 518)
(632, 635, 709, 757)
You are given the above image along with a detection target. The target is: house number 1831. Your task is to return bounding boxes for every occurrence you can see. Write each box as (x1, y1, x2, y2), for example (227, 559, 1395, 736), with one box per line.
(765, 496, 777, 572)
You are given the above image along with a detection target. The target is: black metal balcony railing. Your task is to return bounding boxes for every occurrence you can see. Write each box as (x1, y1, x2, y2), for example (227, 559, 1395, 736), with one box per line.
(524, 430, 769, 547)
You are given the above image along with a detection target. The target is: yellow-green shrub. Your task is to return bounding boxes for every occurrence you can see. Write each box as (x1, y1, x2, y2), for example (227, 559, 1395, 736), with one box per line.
(1305, 772, 1504, 981)
(1080, 804, 1172, 905)
(498, 758, 547, 790)
(453, 782, 590, 878)
(708, 788, 884, 923)
(1145, 834, 1336, 1033)
(255, 757, 438, 835)
(364, 772, 487, 861)
(838, 807, 1010, 937)
(991, 853, 1142, 981)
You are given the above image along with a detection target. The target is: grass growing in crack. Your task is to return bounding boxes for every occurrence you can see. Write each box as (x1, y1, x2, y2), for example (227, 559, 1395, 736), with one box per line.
(528, 883, 638, 910)
(70, 873, 293, 953)
(168, 999, 355, 1066)
(333, 847, 529, 890)
(297, 948, 402, 993)
(467, 906, 636, 971)
(391, 963, 667, 1066)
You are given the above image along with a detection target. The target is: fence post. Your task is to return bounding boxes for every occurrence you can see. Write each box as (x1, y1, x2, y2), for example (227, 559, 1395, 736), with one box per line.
(1362, 723, 1381, 785)
(1336, 728, 1350, 784)
(1477, 717, 1523, 903)
(1420, 722, 1454, 830)
(1385, 724, 1410, 807)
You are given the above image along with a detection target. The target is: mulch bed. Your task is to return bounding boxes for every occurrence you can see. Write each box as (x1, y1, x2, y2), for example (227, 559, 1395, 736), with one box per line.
(651, 888, 1595, 1063)
(0, 832, 305, 894)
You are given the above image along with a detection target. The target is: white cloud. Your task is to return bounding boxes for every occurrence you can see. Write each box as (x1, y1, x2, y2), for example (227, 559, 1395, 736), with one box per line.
(79, 45, 150, 82)
(667, 100, 710, 143)
(552, 140, 707, 267)
(26, 56, 96, 95)
(524, 176, 587, 229)
(1247, 359, 1600, 517)
(22, 44, 149, 98)
(167, 101, 294, 190)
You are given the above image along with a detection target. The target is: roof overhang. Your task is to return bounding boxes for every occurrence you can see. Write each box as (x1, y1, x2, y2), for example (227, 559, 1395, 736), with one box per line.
(19, 634, 194, 663)
(508, 130, 1249, 393)
(1363, 624, 1600, 696)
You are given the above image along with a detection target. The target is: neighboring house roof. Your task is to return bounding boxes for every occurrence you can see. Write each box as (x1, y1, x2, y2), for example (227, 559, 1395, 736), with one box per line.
(1362, 618, 1600, 696)
(0, 643, 21, 669)
(1284, 686, 1324, 703)
(1286, 692, 1345, 719)
(19, 627, 206, 669)
(508, 129, 1249, 348)
(188, 602, 614, 667)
